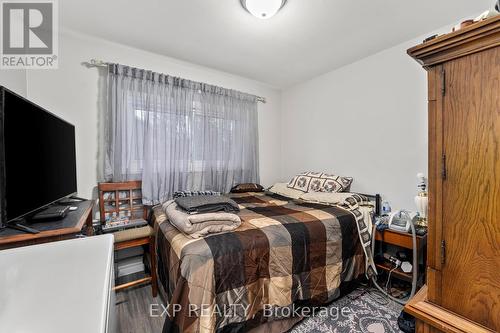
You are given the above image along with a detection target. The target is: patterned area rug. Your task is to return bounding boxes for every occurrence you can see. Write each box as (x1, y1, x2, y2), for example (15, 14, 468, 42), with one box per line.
(289, 288, 403, 333)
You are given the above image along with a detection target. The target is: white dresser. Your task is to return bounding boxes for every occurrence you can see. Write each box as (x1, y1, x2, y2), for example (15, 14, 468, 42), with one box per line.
(0, 235, 115, 333)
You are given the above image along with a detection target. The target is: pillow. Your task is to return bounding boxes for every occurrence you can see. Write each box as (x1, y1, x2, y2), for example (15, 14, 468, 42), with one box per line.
(287, 172, 323, 192)
(230, 183, 265, 193)
(268, 183, 304, 200)
(287, 172, 353, 193)
(320, 173, 353, 193)
(299, 191, 354, 205)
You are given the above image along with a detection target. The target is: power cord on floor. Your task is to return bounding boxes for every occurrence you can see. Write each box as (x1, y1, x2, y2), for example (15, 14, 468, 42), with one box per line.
(385, 265, 398, 295)
(347, 285, 391, 306)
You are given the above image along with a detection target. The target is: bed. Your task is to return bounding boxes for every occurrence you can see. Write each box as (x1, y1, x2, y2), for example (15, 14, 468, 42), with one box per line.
(152, 191, 377, 333)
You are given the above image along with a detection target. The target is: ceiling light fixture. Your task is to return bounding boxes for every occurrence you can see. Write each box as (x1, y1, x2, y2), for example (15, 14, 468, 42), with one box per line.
(240, 0, 287, 20)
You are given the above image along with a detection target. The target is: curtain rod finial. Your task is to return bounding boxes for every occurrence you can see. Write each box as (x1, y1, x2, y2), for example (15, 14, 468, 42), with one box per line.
(88, 59, 108, 67)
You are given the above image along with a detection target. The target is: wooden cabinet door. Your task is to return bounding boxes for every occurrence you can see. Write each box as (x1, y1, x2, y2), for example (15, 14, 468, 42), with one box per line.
(440, 47, 500, 331)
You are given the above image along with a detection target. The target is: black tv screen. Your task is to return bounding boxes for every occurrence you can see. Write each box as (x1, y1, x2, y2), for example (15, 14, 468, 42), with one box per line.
(0, 87, 77, 224)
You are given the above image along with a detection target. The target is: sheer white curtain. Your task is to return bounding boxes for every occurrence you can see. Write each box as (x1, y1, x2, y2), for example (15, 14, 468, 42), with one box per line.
(104, 64, 260, 205)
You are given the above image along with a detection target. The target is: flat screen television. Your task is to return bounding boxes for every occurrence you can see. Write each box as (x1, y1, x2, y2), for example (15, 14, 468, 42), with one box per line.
(0, 86, 77, 228)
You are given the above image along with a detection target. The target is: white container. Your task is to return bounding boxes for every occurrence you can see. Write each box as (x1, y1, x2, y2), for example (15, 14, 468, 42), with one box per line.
(0, 235, 116, 333)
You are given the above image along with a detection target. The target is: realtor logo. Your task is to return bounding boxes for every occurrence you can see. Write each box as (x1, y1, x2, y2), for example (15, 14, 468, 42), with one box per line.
(1, 0, 58, 69)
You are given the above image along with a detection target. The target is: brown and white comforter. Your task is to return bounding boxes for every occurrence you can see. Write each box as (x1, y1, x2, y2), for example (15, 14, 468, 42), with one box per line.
(152, 192, 374, 333)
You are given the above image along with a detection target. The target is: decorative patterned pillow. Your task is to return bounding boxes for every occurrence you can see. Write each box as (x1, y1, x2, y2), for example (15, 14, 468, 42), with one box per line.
(287, 172, 315, 192)
(287, 172, 353, 193)
(320, 173, 353, 193)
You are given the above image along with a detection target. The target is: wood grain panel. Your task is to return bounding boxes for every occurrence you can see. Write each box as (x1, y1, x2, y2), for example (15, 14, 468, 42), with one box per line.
(426, 66, 444, 304)
(441, 47, 500, 330)
(406, 287, 496, 333)
(426, 267, 441, 303)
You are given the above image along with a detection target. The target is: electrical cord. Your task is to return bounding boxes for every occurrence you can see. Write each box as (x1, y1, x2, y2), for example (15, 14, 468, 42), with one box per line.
(365, 288, 391, 306)
(385, 265, 398, 295)
(370, 215, 418, 305)
(348, 286, 391, 306)
(369, 289, 391, 305)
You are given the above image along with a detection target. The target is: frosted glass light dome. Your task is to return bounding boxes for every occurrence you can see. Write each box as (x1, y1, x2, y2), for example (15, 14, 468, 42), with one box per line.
(241, 0, 287, 19)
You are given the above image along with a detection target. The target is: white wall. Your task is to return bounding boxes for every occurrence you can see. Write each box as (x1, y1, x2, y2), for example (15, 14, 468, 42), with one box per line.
(17, 25, 452, 210)
(0, 13, 27, 97)
(0, 69, 26, 96)
(281, 38, 430, 210)
(25, 30, 282, 199)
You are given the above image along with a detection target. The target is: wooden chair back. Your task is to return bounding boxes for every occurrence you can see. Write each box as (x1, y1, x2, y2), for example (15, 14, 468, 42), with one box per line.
(97, 180, 147, 225)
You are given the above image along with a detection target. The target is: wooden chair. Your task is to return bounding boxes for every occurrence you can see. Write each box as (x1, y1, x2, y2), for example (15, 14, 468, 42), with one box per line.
(98, 181, 158, 297)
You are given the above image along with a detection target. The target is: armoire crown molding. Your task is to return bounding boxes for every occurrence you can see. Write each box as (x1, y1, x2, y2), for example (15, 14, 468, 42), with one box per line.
(408, 15, 500, 68)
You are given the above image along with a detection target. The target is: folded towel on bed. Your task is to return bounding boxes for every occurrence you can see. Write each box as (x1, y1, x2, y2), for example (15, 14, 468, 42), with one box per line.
(163, 200, 241, 238)
(174, 195, 240, 214)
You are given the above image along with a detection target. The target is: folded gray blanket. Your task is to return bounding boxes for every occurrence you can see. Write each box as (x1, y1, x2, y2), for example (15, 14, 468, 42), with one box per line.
(175, 195, 240, 214)
(163, 201, 241, 238)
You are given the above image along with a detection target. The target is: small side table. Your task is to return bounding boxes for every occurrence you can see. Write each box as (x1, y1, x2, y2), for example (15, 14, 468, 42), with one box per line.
(374, 228, 427, 285)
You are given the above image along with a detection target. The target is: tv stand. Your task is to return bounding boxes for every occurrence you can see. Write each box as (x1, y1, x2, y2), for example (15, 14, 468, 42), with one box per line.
(0, 200, 94, 250)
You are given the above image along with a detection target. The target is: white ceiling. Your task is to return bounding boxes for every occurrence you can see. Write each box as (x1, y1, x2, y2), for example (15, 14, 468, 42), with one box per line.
(61, 0, 493, 88)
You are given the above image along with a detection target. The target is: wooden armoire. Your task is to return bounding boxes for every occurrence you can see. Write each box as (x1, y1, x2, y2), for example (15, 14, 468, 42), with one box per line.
(405, 16, 500, 333)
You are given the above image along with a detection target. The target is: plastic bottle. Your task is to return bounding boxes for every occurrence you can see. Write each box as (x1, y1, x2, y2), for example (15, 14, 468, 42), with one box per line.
(382, 201, 392, 215)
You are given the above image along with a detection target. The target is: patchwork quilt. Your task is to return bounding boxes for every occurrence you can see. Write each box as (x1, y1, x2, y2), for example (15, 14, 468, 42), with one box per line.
(152, 192, 374, 333)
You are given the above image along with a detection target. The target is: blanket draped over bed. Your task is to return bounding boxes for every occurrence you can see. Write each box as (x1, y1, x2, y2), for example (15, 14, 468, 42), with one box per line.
(152, 192, 374, 333)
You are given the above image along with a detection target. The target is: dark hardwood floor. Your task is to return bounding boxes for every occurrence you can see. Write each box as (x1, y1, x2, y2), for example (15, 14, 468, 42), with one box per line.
(114, 284, 404, 333)
(116, 285, 164, 333)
